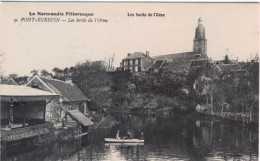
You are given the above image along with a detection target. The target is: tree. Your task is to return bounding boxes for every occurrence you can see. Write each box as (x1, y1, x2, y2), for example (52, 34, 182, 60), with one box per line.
(106, 53, 115, 72)
(71, 60, 113, 107)
(224, 54, 230, 64)
(52, 67, 64, 80)
(40, 69, 52, 77)
(9, 73, 18, 80)
(30, 70, 38, 76)
(208, 80, 218, 115)
(63, 67, 70, 78)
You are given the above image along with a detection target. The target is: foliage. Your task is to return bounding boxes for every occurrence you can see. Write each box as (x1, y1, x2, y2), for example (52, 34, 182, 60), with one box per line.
(192, 56, 259, 121)
(40, 70, 52, 77)
(8, 74, 28, 85)
(110, 70, 192, 109)
(30, 70, 38, 76)
(224, 54, 230, 64)
(71, 60, 113, 108)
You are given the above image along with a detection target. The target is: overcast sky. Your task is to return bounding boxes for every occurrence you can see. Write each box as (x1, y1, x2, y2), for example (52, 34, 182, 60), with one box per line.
(1, 2, 259, 76)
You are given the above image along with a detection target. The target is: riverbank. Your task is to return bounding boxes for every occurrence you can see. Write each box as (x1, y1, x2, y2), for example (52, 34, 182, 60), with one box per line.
(2, 113, 258, 161)
(190, 111, 259, 130)
(108, 103, 258, 130)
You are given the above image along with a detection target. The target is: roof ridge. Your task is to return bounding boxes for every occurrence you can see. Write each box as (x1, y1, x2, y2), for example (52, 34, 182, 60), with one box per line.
(39, 76, 74, 85)
(152, 51, 193, 58)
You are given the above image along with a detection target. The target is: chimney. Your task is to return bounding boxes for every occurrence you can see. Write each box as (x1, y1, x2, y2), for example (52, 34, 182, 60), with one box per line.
(127, 53, 131, 56)
(146, 51, 150, 57)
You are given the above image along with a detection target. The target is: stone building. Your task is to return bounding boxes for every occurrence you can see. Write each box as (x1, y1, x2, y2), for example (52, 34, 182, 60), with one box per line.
(119, 18, 209, 73)
(26, 75, 92, 126)
(1, 85, 58, 142)
(120, 51, 154, 72)
(152, 18, 209, 73)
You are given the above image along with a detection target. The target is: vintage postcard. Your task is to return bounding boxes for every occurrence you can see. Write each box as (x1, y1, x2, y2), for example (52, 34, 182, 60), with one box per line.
(0, 2, 259, 161)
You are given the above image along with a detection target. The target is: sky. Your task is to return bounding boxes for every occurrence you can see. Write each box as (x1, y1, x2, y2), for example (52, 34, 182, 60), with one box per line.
(1, 2, 259, 76)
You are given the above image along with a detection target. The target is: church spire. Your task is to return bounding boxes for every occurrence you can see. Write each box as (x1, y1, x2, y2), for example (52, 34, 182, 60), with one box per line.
(198, 17, 202, 25)
(195, 17, 205, 40)
(193, 17, 207, 55)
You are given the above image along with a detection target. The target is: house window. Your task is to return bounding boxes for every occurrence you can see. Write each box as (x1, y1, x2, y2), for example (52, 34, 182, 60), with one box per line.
(135, 66, 138, 72)
(130, 60, 133, 65)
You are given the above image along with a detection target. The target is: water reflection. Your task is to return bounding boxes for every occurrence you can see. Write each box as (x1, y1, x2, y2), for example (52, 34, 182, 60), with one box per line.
(1, 114, 258, 161)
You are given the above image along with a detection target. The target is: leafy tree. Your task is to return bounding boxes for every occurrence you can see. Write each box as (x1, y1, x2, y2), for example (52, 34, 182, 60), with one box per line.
(30, 70, 38, 76)
(71, 60, 113, 107)
(9, 73, 18, 79)
(52, 67, 64, 80)
(63, 67, 70, 78)
(224, 54, 230, 64)
(13, 76, 28, 85)
(40, 69, 52, 77)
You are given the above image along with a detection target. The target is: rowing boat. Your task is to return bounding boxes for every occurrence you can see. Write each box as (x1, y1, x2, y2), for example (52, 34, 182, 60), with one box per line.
(105, 143, 144, 146)
(104, 138, 144, 143)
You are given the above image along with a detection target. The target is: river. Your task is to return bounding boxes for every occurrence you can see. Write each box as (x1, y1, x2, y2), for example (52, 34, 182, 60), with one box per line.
(1, 114, 258, 161)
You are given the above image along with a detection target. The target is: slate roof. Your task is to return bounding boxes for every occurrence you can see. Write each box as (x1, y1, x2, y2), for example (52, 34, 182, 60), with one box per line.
(189, 59, 208, 68)
(152, 52, 209, 61)
(67, 110, 94, 126)
(152, 52, 196, 61)
(152, 60, 165, 70)
(123, 52, 152, 60)
(39, 76, 90, 102)
(160, 61, 191, 72)
(0, 85, 58, 102)
(217, 64, 245, 73)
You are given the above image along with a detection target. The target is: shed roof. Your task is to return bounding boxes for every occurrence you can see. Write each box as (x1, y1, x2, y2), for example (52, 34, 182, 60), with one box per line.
(67, 110, 94, 126)
(38, 76, 90, 102)
(0, 85, 58, 102)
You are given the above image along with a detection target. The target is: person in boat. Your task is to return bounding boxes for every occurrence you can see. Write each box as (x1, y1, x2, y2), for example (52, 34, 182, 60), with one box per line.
(140, 132, 144, 140)
(122, 131, 133, 139)
(127, 131, 134, 139)
(116, 130, 120, 140)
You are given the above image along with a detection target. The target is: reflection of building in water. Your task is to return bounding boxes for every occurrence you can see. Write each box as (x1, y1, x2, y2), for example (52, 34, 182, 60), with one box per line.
(3, 139, 82, 161)
(26, 75, 93, 131)
(192, 120, 258, 160)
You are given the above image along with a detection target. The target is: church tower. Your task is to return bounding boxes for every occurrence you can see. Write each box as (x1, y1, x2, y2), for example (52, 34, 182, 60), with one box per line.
(193, 18, 207, 56)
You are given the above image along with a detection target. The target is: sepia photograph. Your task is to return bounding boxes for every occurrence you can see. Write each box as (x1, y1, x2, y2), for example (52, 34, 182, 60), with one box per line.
(0, 2, 259, 161)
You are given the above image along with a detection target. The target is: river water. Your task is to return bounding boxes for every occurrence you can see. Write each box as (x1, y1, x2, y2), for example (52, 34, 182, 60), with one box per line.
(1, 114, 258, 161)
